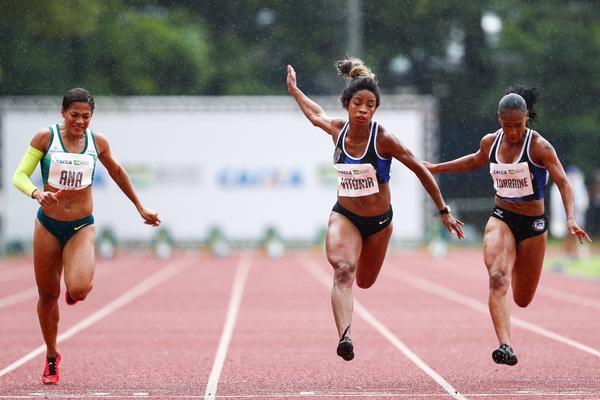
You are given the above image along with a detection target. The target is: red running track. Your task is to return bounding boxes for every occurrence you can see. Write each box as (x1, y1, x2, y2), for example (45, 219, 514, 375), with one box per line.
(0, 249, 598, 399)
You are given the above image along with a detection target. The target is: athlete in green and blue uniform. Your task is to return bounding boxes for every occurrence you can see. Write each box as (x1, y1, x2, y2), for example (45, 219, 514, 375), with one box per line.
(12, 88, 161, 385)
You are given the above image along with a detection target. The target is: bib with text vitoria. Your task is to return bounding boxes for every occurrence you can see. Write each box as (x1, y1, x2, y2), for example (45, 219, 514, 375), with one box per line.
(335, 163, 380, 197)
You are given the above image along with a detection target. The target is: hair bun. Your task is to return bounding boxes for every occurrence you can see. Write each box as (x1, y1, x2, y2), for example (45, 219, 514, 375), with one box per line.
(336, 58, 376, 81)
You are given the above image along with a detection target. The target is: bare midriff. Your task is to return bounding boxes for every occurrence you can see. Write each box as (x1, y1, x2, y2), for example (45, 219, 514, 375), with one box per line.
(495, 196, 544, 216)
(41, 184, 94, 221)
(337, 183, 391, 216)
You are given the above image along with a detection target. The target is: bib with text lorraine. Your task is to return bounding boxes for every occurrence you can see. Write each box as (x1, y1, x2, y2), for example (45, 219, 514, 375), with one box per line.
(490, 161, 533, 198)
(48, 152, 95, 190)
(335, 163, 379, 197)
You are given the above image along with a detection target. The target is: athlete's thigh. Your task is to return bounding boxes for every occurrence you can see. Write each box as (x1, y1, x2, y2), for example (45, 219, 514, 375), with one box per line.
(483, 217, 517, 275)
(512, 232, 547, 303)
(356, 224, 393, 288)
(63, 225, 96, 288)
(326, 212, 362, 267)
(33, 220, 63, 295)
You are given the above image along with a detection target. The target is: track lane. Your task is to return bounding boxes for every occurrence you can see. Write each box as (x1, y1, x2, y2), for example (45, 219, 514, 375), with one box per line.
(0, 253, 184, 395)
(217, 253, 464, 399)
(391, 250, 600, 350)
(1, 250, 598, 399)
(374, 251, 600, 398)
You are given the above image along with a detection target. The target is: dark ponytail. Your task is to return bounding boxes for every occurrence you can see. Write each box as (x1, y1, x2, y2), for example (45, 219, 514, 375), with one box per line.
(503, 85, 539, 122)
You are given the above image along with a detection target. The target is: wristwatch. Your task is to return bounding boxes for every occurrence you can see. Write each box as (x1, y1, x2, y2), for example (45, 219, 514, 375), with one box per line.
(439, 205, 451, 215)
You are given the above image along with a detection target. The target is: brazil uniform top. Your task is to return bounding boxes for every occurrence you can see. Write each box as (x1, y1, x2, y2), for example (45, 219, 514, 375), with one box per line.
(488, 128, 548, 202)
(333, 121, 391, 184)
(40, 124, 99, 190)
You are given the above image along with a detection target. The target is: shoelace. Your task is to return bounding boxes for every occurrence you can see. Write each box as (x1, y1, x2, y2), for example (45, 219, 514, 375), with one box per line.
(46, 358, 57, 375)
(500, 345, 516, 360)
(340, 325, 351, 341)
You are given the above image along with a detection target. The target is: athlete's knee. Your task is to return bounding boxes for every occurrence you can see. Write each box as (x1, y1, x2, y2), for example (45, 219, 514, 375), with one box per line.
(330, 259, 356, 287)
(37, 289, 60, 306)
(488, 270, 509, 292)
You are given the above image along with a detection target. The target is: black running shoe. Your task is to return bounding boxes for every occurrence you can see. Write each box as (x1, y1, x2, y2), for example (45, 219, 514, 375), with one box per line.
(492, 344, 518, 366)
(337, 326, 354, 361)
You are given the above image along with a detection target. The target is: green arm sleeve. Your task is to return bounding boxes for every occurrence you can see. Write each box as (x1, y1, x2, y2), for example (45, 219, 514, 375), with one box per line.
(12, 145, 43, 197)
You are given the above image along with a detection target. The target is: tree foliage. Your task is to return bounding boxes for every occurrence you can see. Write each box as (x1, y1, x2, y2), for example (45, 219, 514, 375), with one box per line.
(0, 0, 598, 178)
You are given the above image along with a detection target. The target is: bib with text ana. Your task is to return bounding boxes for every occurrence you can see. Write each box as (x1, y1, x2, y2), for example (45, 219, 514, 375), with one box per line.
(48, 152, 95, 190)
(489, 161, 534, 198)
(335, 163, 379, 197)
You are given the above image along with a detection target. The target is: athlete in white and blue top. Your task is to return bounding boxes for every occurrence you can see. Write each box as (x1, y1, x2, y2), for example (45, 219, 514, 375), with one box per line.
(12, 88, 161, 385)
(287, 59, 464, 362)
(425, 86, 591, 366)
(488, 127, 548, 202)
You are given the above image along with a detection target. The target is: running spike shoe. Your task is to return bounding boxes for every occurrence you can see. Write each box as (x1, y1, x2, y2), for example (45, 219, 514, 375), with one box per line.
(492, 344, 518, 366)
(41, 354, 61, 385)
(336, 326, 354, 361)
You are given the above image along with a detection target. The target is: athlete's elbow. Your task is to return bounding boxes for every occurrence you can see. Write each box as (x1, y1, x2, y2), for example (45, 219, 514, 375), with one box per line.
(308, 115, 321, 127)
(12, 171, 26, 190)
(11, 171, 20, 188)
(108, 165, 125, 181)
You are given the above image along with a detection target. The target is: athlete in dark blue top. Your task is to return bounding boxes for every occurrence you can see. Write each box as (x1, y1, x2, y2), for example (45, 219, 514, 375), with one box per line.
(425, 85, 591, 366)
(333, 120, 391, 184)
(287, 59, 464, 361)
(488, 127, 548, 202)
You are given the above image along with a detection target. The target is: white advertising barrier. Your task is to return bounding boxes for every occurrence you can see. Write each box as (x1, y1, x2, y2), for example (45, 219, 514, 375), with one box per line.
(0, 96, 437, 243)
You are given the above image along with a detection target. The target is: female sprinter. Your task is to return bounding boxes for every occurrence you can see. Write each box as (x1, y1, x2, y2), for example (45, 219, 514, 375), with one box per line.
(12, 88, 161, 384)
(424, 86, 591, 366)
(286, 59, 464, 361)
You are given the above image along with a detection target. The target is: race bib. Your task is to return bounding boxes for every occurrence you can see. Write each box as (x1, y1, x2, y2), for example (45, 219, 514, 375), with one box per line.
(48, 153, 95, 190)
(335, 163, 379, 197)
(490, 161, 534, 198)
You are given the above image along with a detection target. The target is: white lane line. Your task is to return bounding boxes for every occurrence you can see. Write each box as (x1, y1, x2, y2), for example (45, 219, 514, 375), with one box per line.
(0, 260, 117, 311)
(0, 287, 37, 310)
(538, 286, 600, 311)
(386, 267, 600, 358)
(203, 255, 252, 400)
(300, 258, 467, 400)
(428, 256, 600, 311)
(0, 259, 190, 378)
(2, 391, 599, 399)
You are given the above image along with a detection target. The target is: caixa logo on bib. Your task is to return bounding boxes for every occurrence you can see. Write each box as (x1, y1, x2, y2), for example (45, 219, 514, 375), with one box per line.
(532, 218, 546, 232)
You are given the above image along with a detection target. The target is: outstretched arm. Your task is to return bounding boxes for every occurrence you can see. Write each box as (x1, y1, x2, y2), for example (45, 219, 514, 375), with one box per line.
(424, 134, 493, 175)
(380, 130, 464, 239)
(536, 137, 591, 243)
(287, 65, 339, 135)
(96, 133, 161, 227)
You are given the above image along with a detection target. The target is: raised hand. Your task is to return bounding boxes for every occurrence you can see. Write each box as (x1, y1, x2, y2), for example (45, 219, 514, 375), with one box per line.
(286, 65, 297, 93)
